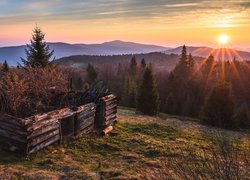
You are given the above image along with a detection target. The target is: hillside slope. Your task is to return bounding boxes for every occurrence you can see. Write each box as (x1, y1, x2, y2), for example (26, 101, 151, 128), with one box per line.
(0, 108, 249, 179)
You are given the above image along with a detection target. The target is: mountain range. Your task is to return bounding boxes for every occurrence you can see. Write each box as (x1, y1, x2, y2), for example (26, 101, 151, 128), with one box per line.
(165, 46, 250, 61)
(0, 41, 169, 66)
(0, 40, 249, 66)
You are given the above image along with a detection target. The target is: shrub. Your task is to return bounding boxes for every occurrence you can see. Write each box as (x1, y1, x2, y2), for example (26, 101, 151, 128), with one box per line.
(0, 67, 68, 117)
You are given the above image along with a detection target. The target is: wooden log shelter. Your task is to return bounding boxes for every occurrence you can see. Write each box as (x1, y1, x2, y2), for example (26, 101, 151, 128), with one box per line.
(0, 94, 117, 154)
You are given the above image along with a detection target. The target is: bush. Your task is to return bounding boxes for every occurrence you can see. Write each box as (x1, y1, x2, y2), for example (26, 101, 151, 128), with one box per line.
(0, 67, 68, 117)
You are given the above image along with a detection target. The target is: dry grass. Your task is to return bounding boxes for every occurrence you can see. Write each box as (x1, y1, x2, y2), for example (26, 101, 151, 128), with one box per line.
(0, 108, 249, 179)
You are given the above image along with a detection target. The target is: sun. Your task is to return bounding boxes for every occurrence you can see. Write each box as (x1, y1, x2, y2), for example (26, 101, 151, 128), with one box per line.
(218, 34, 230, 45)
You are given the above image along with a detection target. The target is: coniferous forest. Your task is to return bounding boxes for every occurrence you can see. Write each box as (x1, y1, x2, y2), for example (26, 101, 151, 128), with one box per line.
(0, 28, 250, 130)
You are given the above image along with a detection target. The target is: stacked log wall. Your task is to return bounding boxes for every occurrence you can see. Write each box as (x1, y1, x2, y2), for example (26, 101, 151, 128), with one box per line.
(95, 94, 117, 128)
(74, 103, 96, 136)
(0, 102, 97, 154)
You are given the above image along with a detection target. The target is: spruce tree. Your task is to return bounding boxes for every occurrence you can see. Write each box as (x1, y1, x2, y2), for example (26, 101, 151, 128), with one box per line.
(136, 65, 159, 116)
(86, 64, 98, 84)
(140, 58, 146, 70)
(22, 26, 54, 68)
(2, 60, 9, 73)
(165, 93, 176, 114)
(188, 53, 195, 68)
(180, 45, 188, 64)
(129, 56, 137, 76)
(201, 80, 235, 128)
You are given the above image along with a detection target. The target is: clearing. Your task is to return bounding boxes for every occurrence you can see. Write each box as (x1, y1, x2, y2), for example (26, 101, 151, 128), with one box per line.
(0, 108, 249, 179)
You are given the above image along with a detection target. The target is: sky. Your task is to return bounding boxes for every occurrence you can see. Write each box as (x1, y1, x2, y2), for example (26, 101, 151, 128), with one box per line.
(0, 0, 250, 49)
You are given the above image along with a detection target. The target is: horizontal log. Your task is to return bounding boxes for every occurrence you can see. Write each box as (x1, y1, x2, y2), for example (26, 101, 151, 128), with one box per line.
(101, 126, 113, 136)
(105, 114, 117, 121)
(79, 118, 95, 131)
(76, 103, 96, 112)
(0, 128, 27, 143)
(105, 103, 117, 111)
(105, 118, 117, 126)
(0, 114, 26, 127)
(79, 115, 95, 125)
(77, 124, 94, 136)
(27, 118, 59, 132)
(104, 99, 117, 106)
(105, 108, 117, 117)
(0, 120, 25, 132)
(27, 122, 60, 140)
(28, 129, 60, 148)
(0, 124, 27, 137)
(77, 111, 96, 120)
(28, 134, 60, 154)
(101, 94, 116, 102)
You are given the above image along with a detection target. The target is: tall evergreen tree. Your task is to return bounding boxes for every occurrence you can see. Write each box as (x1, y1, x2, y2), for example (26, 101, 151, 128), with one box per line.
(164, 93, 176, 114)
(86, 64, 98, 84)
(188, 53, 195, 68)
(129, 56, 137, 76)
(140, 58, 146, 70)
(180, 45, 188, 64)
(2, 60, 9, 73)
(137, 65, 159, 116)
(21, 26, 54, 68)
(201, 80, 235, 128)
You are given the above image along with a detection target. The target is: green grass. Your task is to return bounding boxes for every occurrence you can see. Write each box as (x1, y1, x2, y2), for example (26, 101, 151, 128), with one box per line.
(0, 108, 249, 179)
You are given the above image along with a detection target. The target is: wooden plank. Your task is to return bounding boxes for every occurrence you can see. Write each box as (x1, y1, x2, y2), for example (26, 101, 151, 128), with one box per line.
(79, 118, 94, 131)
(105, 118, 117, 126)
(0, 129, 27, 143)
(104, 99, 117, 106)
(105, 114, 116, 121)
(28, 129, 60, 148)
(105, 103, 117, 111)
(78, 110, 95, 120)
(77, 124, 94, 136)
(27, 122, 60, 139)
(101, 94, 116, 101)
(0, 124, 27, 136)
(28, 134, 60, 154)
(27, 118, 59, 132)
(0, 114, 26, 127)
(0, 121, 25, 132)
(101, 126, 113, 135)
(105, 108, 117, 116)
(77, 103, 96, 112)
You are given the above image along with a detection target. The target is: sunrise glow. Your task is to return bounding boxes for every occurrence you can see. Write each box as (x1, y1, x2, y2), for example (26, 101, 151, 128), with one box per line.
(218, 34, 230, 45)
(0, 1, 249, 48)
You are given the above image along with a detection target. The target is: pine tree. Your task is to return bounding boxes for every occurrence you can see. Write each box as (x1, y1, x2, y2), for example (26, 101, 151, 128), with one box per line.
(136, 65, 159, 116)
(201, 80, 235, 128)
(165, 93, 176, 114)
(2, 60, 9, 73)
(140, 58, 146, 70)
(21, 26, 54, 68)
(188, 53, 195, 68)
(129, 56, 137, 76)
(86, 64, 98, 84)
(174, 45, 189, 75)
(180, 45, 188, 64)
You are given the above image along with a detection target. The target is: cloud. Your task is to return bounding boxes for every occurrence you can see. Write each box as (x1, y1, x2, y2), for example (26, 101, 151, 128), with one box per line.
(0, 0, 249, 28)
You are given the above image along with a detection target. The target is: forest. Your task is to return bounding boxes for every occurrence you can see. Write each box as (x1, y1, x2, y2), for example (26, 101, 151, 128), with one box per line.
(0, 27, 250, 130)
(56, 46, 250, 130)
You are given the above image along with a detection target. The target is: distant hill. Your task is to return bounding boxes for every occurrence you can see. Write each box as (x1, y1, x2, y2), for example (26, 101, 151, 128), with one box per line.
(55, 52, 203, 71)
(0, 41, 169, 66)
(165, 46, 250, 61)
